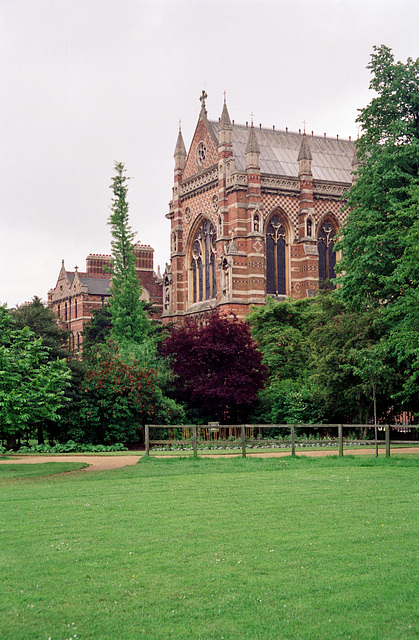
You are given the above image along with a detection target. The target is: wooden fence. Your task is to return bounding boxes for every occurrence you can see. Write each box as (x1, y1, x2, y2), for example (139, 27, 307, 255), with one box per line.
(144, 423, 418, 458)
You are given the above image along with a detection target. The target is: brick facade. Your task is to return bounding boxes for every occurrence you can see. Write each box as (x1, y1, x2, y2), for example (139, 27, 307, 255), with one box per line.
(162, 94, 356, 322)
(48, 244, 163, 350)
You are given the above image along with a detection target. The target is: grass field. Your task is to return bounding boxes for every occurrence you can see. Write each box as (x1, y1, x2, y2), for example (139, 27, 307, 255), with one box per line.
(0, 462, 88, 480)
(0, 455, 417, 640)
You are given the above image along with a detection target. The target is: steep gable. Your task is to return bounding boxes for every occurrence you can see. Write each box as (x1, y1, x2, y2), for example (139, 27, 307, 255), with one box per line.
(182, 117, 219, 181)
(48, 261, 73, 302)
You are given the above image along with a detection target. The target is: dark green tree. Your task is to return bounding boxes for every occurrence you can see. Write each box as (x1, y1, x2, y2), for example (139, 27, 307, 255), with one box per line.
(247, 296, 311, 383)
(248, 294, 400, 426)
(344, 344, 393, 455)
(380, 183, 419, 415)
(11, 297, 91, 445)
(336, 45, 419, 309)
(0, 306, 71, 449)
(335, 46, 419, 417)
(82, 305, 113, 350)
(108, 162, 150, 345)
(11, 296, 69, 358)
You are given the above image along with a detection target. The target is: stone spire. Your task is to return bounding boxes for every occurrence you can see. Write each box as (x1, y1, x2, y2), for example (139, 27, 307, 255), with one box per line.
(219, 93, 233, 148)
(297, 132, 312, 177)
(174, 122, 187, 172)
(245, 122, 260, 169)
(220, 93, 232, 130)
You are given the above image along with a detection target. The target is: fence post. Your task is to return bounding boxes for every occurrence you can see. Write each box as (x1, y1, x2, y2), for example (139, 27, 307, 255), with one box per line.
(145, 425, 150, 456)
(241, 424, 247, 458)
(291, 425, 296, 456)
(385, 424, 390, 458)
(192, 425, 197, 457)
(338, 424, 343, 457)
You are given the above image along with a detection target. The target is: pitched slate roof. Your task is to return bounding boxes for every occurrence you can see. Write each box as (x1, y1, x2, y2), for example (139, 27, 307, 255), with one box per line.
(67, 272, 111, 296)
(207, 121, 354, 184)
(80, 275, 111, 296)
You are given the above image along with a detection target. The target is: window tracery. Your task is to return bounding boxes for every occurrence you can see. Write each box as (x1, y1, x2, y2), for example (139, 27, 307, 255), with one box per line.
(196, 142, 206, 168)
(266, 213, 287, 296)
(190, 218, 217, 303)
(318, 219, 337, 289)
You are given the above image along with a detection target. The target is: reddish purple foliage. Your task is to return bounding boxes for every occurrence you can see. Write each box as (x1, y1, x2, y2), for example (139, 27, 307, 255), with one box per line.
(161, 313, 267, 423)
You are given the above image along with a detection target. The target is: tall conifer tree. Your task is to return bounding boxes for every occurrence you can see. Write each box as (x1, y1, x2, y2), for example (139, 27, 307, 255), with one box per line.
(108, 162, 150, 344)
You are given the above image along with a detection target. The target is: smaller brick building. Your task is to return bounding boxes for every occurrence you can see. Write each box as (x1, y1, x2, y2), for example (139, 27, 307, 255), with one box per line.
(48, 244, 163, 350)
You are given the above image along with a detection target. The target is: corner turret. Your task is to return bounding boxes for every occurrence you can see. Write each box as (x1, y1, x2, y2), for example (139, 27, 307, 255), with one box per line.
(245, 122, 260, 169)
(174, 123, 187, 173)
(298, 132, 313, 178)
(219, 94, 233, 147)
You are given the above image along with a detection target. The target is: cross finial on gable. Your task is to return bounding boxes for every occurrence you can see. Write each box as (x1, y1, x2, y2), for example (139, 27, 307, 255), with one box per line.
(199, 89, 208, 114)
(303, 120, 307, 134)
(250, 112, 255, 126)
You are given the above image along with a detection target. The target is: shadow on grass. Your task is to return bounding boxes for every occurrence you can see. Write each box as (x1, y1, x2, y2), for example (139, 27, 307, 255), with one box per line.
(135, 452, 418, 478)
(0, 462, 89, 482)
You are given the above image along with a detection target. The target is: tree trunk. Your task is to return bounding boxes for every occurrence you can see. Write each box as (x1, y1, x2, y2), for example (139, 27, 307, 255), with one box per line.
(37, 424, 45, 445)
(7, 434, 17, 451)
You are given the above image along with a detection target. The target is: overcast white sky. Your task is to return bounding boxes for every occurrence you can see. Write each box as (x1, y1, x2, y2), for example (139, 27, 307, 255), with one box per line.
(1, 0, 418, 307)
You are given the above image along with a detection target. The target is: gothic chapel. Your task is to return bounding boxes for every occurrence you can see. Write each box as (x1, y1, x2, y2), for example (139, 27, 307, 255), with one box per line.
(162, 92, 356, 322)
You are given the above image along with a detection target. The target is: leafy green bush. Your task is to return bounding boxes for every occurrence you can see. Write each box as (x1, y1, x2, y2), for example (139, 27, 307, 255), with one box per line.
(15, 440, 128, 454)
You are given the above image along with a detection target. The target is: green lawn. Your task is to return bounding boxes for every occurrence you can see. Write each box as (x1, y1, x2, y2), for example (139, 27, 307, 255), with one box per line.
(0, 462, 88, 480)
(0, 455, 417, 640)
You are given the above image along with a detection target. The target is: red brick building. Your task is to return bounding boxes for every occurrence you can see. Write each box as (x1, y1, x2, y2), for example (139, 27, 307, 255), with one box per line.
(162, 92, 357, 322)
(48, 243, 163, 349)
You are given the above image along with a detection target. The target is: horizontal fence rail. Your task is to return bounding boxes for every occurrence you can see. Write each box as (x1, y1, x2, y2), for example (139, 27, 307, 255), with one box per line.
(144, 424, 418, 458)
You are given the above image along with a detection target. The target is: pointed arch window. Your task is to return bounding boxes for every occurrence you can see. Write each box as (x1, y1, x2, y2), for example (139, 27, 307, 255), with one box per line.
(266, 214, 286, 295)
(190, 219, 216, 303)
(318, 220, 337, 289)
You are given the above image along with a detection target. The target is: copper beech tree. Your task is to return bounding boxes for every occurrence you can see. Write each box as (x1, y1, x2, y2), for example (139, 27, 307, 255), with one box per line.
(160, 313, 267, 423)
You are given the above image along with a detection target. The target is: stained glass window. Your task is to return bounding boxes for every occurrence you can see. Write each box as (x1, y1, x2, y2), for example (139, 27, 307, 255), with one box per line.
(266, 214, 286, 295)
(190, 219, 217, 303)
(318, 220, 336, 289)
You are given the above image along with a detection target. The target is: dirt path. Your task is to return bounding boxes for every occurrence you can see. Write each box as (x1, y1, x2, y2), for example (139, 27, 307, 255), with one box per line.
(0, 455, 141, 472)
(1, 447, 417, 473)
